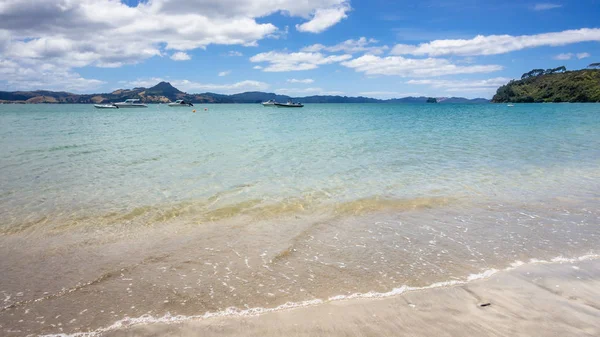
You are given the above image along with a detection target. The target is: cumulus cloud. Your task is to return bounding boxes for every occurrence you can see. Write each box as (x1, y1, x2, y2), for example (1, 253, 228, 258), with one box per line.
(125, 78, 269, 94)
(554, 52, 591, 60)
(171, 52, 191, 61)
(0, 58, 104, 92)
(276, 87, 344, 96)
(390, 28, 600, 57)
(0, 0, 350, 90)
(287, 78, 315, 83)
(554, 53, 573, 60)
(226, 51, 243, 56)
(218, 70, 232, 76)
(302, 37, 388, 55)
(577, 52, 591, 59)
(250, 51, 352, 72)
(296, 2, 351, 33)
(533, 3, 562, 11)
(406, 77, 511, 91)
(341, 55, 502, 77)
(358, 91, 422, 99)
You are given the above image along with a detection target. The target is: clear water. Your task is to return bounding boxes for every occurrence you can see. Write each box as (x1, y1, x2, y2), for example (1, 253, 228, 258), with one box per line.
(1, 103, 599, 230)
(1, 103, 599, 335)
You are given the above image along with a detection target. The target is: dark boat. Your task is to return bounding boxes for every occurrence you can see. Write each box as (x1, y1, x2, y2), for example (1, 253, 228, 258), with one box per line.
(274, 101, 304, 108)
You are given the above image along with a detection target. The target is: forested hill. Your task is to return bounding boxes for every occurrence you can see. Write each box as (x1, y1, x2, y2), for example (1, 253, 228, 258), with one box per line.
(492, 65, 600, 103)
(0, 82, 489, 104)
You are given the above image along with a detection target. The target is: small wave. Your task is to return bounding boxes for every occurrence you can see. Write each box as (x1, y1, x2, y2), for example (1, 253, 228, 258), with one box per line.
(4, 194, 456, 235)
(42, 253, 600, 337)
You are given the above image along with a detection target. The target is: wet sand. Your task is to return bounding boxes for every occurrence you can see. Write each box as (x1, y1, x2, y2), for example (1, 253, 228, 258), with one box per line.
(108, 259, 600, 337)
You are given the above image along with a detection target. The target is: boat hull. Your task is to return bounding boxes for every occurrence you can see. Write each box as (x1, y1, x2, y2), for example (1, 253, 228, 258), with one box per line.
(113, 104, 148, 108)
(274, 103, 304, 108)
(94, 104, 118, 109)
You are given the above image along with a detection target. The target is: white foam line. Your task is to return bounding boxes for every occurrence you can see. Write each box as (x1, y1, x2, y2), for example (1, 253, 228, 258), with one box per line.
(42, 253, 599, 337)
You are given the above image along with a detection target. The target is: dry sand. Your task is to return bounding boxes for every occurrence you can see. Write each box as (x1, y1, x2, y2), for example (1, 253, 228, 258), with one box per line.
(107, 259, 600, 337)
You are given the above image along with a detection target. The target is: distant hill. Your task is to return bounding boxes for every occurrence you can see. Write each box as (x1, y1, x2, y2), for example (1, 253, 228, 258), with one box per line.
(0, 82, 490, 104)
(492, 68, 600, 103)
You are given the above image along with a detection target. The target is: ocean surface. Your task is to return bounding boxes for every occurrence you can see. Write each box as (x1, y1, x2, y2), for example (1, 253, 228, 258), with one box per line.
(1, 103, 599, 335)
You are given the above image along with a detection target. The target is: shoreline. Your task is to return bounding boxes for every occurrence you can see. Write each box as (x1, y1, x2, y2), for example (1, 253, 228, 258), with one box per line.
(46, 255, 600, 337)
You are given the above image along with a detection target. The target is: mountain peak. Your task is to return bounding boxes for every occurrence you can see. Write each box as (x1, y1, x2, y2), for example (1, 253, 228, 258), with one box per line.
(147, 82, 182, 94)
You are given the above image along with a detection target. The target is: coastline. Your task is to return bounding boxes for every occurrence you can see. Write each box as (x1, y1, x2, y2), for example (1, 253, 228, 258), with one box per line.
(50, 256, 600, 337)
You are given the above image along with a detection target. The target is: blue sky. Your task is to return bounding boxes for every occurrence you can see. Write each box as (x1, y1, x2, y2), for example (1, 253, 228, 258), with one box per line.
(0, 0, 599, 98)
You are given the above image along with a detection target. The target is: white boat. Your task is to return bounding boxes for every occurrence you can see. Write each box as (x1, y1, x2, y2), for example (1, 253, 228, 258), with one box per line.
(507, 104, 515, 107)
(113, 99, 147, 108)
(94, 104, 118, 109)
(275, 101, 303, 108)
(168, 100, 194, 107)
(262, 100, 277, 106)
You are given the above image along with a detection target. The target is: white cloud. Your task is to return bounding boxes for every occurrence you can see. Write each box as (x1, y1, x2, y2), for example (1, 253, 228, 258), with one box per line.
(124, 78, 269, 94)
(533, 3, 562, 11)
(218, 70, 232, 76)
(250, 51, 352, 72)
(577, 52, 591, 59)
(253, 65, 263, 70)
(276, 87, 344, 96)
(406, 77, 511, 97)
(554, 53, 573, 60)
(302, 37, 388, 55)
(341, 55, 502, 77)
(0, 0, 350, 91)
(174, 80, 269, 93)
(407, 77, 511, 90)
(287, 78, 315, 84)
(0, 58, 104, 92)
(296, 2, 351, 33)
(171, 52, 191, 61)
(227, 51, 243, 57)
(553, 52, 591, 60)
(390, 28, 600, 57)
(358, 91, 422, 99)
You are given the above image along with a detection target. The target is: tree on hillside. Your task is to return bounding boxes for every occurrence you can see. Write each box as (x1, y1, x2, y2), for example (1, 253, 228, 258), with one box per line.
(544, 66, 566, 74)
(521, 69, 545, 79)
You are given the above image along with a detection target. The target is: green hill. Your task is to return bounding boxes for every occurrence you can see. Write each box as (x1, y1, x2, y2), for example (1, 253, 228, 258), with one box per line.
(492, 68, 600, 103)
(0, 82, 490, 104)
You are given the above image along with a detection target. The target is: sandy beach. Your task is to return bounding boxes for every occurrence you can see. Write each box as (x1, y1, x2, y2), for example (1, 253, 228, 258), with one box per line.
(104, 258, 600, 337)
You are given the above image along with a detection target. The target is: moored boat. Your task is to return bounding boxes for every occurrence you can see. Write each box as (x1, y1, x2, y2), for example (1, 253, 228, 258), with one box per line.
(262, 100, 277, 106)
(275, 101, 303, 108)
(113, 99, 148, 108)
(168, 100, 194, 107)
(94, 104, 118, 109)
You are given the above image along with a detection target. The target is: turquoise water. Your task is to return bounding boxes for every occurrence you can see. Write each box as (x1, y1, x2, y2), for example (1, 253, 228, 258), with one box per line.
(1, 103, 600, 336)
(1, 103, 599, 230)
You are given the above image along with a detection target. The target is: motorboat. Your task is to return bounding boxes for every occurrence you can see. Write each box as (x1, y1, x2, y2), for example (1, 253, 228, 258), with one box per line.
(113, 99, 148, 108)
(94, 104, 118, 109)
(262, 100, 277, 106)
(168, 100, 194, 107)
(275, 101, 303, 108)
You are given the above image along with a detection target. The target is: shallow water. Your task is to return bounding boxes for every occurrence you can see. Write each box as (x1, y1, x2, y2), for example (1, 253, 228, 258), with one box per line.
(0, 103, 599, 335)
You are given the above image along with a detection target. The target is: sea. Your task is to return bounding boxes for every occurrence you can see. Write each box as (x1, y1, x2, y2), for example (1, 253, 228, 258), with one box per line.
(1, 103, 599, 336)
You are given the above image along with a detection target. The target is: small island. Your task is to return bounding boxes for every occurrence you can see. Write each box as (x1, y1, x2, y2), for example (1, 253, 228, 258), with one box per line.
(492, 63, 600, 103)
(426, 97, 438, 103)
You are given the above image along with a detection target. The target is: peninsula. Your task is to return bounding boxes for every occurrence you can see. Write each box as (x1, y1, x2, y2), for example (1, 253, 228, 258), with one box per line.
(492, 65, 600, 103)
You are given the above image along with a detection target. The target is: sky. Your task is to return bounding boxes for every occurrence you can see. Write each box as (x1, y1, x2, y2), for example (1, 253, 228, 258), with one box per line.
(0, 0, 599, 98)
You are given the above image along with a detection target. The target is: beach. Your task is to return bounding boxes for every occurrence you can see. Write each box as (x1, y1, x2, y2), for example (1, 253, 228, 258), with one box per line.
(107, 258, 600, 337)
(1, 103, 599, 336)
